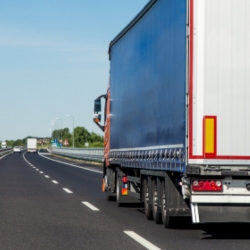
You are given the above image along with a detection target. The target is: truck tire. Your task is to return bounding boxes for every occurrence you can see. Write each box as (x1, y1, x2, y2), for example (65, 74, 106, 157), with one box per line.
(106, 191, 111, 201)
(105, 184, 115, 201)
(152, 178, 162, 224)
(161, 179, 172, 228)
(143, 177, 153, 220)
(103, 175, 113, 201)
(116, 172, 122, 207)
(106, 188, 115, 201)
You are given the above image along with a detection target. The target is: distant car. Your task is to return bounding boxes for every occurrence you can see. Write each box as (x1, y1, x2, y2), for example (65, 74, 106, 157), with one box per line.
(13, 146, 21, 153)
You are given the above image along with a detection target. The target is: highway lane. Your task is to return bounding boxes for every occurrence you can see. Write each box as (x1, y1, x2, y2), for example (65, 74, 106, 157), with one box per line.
(0, 152, 144, 250)
(0, 151, 250, 249)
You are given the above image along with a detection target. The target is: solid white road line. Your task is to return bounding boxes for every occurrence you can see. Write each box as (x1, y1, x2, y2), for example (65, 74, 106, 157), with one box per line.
(44, 175, 50, 178)
(81, 202, 100, 211)
(0, 151, 13, 160)
(124, 231, 161, 250)
(63, 188, 73, 193)
(23, 152, 32, 165)
(22, 152, 31, 165)
(51, 180, 58, 184)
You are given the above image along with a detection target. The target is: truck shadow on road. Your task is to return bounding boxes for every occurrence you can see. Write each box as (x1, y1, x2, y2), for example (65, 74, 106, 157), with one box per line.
(201, 223, 250, 239)
(119, 203, 250, 239)
(136, 208, 250, 239)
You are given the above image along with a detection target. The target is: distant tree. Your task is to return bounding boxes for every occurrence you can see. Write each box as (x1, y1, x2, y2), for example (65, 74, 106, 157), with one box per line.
(89, 132, 104, 143)
(5, 140, 15, 147)
(74, 126, 91, 148)
(51, 128, 72, 145)
(90, 141, 103, 147)
(13, 139, 24, 146)
(51, 126, 103, 148)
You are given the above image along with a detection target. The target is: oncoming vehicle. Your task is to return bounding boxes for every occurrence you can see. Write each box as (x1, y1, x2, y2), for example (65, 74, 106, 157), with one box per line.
(1, 141, 7, 148)
(27, 138, 37, 153)
(13, 146, 21, 153)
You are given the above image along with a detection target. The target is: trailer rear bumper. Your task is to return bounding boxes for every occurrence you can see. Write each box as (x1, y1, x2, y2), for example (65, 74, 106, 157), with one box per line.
(191, 195, 250, 223)
(27, 149, 37, 153)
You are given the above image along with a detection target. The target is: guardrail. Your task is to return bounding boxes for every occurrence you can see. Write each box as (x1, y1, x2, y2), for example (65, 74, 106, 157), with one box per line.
(51, 147, 104, 163)
(0, 148, 13, 156)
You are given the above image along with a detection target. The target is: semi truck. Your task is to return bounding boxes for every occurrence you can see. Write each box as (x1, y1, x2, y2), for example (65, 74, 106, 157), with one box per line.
(27, 138, 37, 153)
(93, 0, 250, 227)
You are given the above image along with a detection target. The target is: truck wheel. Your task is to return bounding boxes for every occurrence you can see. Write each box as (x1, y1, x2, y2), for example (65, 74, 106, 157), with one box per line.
(161, 180, 172, 228)
(106, 180, 114, 201)
(103, 176, 112, 201)
(116, 174, 122, 207)
(106, 190, 114, 201)
(152, 178, 162, 224)
(143, 177, 153, 220)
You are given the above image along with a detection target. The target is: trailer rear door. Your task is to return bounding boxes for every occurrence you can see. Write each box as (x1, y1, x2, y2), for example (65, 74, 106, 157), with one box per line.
(188, 0, 250, 165)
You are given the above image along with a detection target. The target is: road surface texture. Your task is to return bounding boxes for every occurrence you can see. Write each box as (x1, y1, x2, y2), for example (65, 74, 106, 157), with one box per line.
(0, 149, 249, 250)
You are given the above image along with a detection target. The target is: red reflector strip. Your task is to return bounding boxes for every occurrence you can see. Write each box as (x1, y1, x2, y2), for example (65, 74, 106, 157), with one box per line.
(192, 180, 222, 192)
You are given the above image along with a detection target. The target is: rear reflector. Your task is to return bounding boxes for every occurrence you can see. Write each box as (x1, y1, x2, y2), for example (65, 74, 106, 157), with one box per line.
(192, 180, 222, 192)
(122, 176, 128, 195)
(122, 176, 128, 183)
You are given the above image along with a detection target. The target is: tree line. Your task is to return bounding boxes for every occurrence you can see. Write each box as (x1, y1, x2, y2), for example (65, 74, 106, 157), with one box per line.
(4, 136, 44, 148)
(3, 126, 104, 148)
(51, 126, 104, 148)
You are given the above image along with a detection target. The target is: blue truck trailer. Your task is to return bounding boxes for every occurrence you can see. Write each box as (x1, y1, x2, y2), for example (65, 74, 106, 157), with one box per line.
(94, 0, 250, 227)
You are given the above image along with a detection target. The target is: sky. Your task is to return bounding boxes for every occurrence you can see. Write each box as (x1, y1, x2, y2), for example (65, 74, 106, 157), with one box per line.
(0, 0, 149, 141)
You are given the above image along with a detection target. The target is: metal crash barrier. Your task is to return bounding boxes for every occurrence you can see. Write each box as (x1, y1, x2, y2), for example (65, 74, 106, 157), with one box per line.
(0, 148, 13, 157)
(51, 147, 104, 163)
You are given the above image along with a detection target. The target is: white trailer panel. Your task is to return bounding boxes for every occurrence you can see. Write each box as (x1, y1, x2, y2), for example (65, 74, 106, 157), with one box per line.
(189, 0, 250, 164)
(27, 138, 37, 153)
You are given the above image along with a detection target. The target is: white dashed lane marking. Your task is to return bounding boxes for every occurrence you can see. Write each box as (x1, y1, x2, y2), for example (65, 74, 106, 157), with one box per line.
(39, 171, 44, 174)
(44, 175, 50, 178)
(124, 231, 161, 250)
(63, 188, 73, 193)
(52, 180, 58, 184)
(82, 202, 100, 211)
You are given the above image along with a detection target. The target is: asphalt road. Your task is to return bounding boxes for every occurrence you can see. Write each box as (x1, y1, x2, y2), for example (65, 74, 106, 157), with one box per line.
(0, 150, 250, 250)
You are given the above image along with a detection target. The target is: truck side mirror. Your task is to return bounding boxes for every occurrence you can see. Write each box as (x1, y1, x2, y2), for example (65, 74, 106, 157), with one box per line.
(93, 94, 106, 132)
(94, 99, 101, 113)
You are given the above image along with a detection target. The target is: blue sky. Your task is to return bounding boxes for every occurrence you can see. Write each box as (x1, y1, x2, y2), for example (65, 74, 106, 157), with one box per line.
(0, 0, 149, 141)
